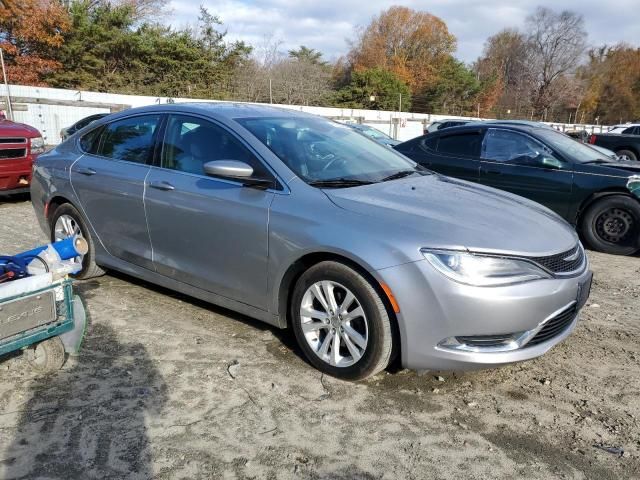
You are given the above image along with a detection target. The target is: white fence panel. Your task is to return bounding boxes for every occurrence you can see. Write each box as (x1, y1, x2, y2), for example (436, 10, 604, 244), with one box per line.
(0, 84, 612, 145)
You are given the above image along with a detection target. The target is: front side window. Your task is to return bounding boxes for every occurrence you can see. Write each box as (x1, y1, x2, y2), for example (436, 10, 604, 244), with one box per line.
(237, 116, 420, 184)
(161, 114, 270, 178)
(482, 129, 557, 164)
(97, 115, 160, 163)
(437, 132, 481, 157)
(79, 126, 103, 154)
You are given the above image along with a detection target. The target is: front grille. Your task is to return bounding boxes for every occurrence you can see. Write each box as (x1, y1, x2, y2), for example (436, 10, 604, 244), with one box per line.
(0, 137, 26, 144)
(526, 305, 577, 347)
(0, 148, 26, 159)
(528, 244, 584, 274)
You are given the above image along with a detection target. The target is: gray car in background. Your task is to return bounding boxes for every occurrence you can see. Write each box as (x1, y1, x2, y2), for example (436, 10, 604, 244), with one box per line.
(31, 103, 592, 380)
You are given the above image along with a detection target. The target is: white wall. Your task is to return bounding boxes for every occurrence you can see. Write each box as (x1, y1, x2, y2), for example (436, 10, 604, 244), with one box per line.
(0, 84, 611, 145)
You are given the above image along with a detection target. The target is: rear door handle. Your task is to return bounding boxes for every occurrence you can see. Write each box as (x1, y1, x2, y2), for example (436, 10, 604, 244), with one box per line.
(76, 167, 97, 176)
(149, 180, 175, 191)
(482, 169, 501, 175)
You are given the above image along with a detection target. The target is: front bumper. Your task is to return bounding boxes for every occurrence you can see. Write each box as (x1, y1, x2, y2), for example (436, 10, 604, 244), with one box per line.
(377, 258, 592, 371)
(0, 157, 32, 193)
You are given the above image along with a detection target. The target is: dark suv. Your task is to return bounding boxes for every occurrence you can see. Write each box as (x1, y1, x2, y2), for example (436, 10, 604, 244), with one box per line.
(395, 123, 640, 255)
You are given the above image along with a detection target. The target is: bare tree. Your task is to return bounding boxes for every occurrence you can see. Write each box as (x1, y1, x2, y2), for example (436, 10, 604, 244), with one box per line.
(526, 7, 587, 116)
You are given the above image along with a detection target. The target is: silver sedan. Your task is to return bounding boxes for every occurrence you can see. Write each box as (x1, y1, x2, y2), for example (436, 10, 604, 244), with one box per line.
(31, 103, 592, 380)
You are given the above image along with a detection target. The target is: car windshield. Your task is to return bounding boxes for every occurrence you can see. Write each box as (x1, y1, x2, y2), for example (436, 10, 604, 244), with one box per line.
(237, 116, 422, 184)
(536, 129, 611, 163)
(357, 125, 392, 140)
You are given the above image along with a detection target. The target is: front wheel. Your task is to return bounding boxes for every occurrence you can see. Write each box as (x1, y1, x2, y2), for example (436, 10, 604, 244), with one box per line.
(616, 149, 637, 161)
(291, 261, 394, 381)
(581, 195, 640, 255)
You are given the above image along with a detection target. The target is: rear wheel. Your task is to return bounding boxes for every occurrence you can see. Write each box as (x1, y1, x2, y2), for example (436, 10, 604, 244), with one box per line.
(291, 261, 394, 381)
(616, 149, 637, 161)
(49, 203, 104, 279)
(581, 195, 640, 255)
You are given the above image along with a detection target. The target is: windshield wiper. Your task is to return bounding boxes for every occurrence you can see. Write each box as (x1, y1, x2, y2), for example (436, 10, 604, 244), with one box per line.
(380, 170, 421, 182)
(308, 178, 376, 188)
(582, 159, 611, 164)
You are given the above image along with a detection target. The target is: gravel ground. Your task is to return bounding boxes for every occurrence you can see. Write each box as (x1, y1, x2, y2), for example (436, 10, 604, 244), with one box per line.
(0, 197, 639, 480)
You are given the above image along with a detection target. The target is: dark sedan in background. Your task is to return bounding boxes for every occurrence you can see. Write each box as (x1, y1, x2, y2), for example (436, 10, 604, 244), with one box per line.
(395, 123, 640, 255)
(60, 113, 109, 141)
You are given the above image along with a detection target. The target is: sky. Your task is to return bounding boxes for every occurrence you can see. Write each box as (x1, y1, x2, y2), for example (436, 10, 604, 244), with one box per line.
(168, 0, 640, 64)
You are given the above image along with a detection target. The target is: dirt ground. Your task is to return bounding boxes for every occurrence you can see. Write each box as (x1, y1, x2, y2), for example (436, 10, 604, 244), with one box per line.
(0, 196, 638, 480)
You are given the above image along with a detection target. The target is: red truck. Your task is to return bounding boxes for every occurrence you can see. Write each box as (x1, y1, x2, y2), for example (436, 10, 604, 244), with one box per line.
(0, 113, 45, 196)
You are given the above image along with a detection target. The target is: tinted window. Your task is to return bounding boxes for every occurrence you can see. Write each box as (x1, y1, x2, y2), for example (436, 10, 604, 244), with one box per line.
(482, 129, 561, 164)
(622, 127, 637, 135)
(437, 132, 481, 157)
(162, 114, 270, 178)
(98, 115, 160, 163)
(79, 127, 103, 154)
(420, 135, 438, 151)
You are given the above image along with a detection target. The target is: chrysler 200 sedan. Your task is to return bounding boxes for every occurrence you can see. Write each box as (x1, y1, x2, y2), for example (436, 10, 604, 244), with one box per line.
(31, 104, 592, 380)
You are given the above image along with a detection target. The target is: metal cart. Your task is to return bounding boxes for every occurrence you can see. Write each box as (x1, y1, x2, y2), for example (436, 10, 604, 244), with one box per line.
(0, 276, 87, 372)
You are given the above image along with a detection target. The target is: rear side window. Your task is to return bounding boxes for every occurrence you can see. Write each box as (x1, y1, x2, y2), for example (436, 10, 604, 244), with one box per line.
(437, 132, 481, 157)
(419, 135, 438, 151)
(97, 115, 161, 163)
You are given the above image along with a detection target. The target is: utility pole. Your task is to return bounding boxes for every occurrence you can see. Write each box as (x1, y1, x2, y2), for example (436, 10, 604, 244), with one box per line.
(398, 93, 402, 113)
(0, 49, 13, 121)
(269, 78, 273, 104)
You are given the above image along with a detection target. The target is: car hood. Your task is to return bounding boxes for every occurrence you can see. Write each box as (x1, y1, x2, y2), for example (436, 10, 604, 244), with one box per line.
(324, 174, 578, 257)
(0, 119, 40, 137)
(575, 160, 640, 176)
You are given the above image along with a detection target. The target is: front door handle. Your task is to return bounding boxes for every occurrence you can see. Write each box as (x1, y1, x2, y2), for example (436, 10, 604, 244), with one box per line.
(76, 167, 97, 176)
(482, 169, 501, 175)
(149, 180, 175, 191)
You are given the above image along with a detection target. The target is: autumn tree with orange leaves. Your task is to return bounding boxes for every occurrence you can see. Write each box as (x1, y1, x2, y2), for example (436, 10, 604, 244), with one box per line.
(348, 6, 456, 91)
(0, 0, 71, 85)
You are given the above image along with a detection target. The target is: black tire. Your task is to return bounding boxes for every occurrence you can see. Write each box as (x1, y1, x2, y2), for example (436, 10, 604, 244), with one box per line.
(49, 203, 105, 279)
(29, 337, 66, 372)
(616, 149, 637, 161)
(290, 261, 394, 381)
(581, 195, 640, 255)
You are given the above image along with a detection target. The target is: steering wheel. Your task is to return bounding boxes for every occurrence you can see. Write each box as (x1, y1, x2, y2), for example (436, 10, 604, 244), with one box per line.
(320, 156, 347, 172)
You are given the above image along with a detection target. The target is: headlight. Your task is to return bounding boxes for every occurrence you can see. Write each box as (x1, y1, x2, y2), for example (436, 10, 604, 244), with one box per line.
(421, 249, 551, 287)
(30, 136, 45, 154)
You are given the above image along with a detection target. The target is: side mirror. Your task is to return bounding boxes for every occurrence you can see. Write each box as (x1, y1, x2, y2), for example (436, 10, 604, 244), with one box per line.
(541, 156, 563, 169)
(204, 160, 254, 178)
(203, 160, 274, 190)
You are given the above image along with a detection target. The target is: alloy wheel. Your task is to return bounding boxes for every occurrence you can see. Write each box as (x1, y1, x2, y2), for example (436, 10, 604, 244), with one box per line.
(299, 280, 368, 367)
(54, 214, 84, 265)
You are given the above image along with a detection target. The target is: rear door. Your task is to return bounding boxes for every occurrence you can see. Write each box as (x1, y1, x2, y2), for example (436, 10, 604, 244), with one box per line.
(70, 114, 161, 270)
(413, 129, 482, 182)
(478, 128, 573, 217)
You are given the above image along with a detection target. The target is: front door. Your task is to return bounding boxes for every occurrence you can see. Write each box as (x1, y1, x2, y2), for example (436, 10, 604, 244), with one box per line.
(144, 114, 276, 310)
(70, 114, 161, 270)
(478, 128, 574, 218)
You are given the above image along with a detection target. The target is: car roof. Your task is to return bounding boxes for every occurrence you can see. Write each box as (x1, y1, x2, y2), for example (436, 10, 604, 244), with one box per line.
(104, 102, 315, 122)
(418, 121, 557, 138)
